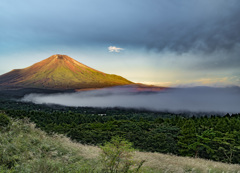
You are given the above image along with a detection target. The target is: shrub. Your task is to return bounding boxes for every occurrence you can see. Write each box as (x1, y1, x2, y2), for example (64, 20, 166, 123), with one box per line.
(0, 113, 11, 129)
(100, 136, 145, 173)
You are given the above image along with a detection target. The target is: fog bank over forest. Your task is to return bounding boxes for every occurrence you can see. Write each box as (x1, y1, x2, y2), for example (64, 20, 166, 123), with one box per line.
(22, 86, 240, 114)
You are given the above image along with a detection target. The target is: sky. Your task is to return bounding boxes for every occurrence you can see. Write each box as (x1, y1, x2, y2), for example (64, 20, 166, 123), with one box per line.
(0, 0, 240, 87)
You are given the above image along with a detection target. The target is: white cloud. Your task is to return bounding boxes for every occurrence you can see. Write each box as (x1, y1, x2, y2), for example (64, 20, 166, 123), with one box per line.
(108, 46, 124, 53)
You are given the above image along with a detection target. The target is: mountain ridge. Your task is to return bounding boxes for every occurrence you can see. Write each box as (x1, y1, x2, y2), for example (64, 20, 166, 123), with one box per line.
(0, 54, 133, 90)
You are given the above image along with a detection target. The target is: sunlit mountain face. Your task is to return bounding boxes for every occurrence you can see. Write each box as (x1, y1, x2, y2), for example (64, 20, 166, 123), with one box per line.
(0, 54, 133, 90)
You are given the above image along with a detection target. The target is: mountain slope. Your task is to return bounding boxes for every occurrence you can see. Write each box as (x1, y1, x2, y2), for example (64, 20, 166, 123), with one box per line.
(1, 114, 240, 173)
(0, 54, 133, 89)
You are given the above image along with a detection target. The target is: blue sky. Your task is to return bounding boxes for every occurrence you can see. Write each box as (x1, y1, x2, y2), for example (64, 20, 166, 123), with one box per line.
(0, 0, 240, 86)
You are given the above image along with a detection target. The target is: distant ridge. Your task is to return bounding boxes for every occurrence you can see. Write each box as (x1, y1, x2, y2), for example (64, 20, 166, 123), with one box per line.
(0, 54, 133, 90)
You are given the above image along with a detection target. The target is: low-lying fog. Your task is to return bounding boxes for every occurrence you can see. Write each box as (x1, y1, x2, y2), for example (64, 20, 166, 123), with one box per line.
(22, 86, 240, 114)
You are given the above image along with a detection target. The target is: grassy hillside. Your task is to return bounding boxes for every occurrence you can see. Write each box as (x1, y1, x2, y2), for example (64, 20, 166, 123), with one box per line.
(1, 114, 240, 173)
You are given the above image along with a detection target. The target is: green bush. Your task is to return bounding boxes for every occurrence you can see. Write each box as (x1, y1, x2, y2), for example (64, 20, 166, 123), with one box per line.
(100, 136, 145, 173)
(0, 113, 11, 129)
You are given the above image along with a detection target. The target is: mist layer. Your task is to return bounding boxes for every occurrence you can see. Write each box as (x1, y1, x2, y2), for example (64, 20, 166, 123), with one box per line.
(22, 86, 240, 114)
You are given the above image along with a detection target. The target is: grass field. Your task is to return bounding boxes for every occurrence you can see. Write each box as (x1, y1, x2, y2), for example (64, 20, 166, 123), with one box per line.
(1, 115, 240, 173)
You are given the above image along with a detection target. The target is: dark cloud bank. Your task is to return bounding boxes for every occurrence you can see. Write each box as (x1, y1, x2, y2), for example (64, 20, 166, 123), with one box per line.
(22, 86, 240, 114)
(1, 0, 240, 71)
(1, 0, 240, 53)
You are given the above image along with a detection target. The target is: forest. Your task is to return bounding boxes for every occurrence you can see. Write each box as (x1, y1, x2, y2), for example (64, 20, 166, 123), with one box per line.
(1, 98, 240, 164)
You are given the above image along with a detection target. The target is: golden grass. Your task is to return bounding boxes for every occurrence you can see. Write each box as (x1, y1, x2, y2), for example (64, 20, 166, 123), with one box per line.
(54, 133, 240, 173)
(135, 151, 240, 173)
(56, 135, 101, 160)
(3, 119, 240, 173)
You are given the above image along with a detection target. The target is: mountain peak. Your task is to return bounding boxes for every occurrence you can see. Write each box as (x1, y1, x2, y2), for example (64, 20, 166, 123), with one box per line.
(50, 54, 70, 59)
(55, 54, 65, 60)
(0, 55, 133, 90)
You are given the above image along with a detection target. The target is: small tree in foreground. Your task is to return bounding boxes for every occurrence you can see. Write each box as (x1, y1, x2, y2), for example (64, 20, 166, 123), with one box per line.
(0, 113, 11, 131)
(100, 136, 145, 173)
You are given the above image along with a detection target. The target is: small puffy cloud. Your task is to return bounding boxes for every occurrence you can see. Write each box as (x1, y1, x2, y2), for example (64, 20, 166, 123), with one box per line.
(108, 46, 124, 53)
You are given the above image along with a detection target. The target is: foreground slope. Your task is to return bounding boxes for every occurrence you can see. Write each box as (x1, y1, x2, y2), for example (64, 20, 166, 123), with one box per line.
(0, 54, 133, 89)
(1, 115, 240, 173)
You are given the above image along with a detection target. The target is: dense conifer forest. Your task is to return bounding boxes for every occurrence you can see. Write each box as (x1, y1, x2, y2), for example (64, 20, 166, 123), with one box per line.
(1, 98, 240, 164)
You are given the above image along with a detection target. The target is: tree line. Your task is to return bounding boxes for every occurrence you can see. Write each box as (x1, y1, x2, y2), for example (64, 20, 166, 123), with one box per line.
(1, 99, 240, 164)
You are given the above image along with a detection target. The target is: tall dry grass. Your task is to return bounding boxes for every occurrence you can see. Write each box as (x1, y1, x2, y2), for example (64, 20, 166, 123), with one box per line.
(1, 117, 240, 172)
(135, 151, 240, 173)
(57, 131, 240, 172)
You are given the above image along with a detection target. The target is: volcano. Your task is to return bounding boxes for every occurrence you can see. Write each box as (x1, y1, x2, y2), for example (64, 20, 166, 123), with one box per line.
(0, 54, 133, 90)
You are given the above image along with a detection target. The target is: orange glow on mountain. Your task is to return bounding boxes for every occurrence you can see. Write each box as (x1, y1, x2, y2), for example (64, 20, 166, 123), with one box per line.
(0, 54, 133, 89)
